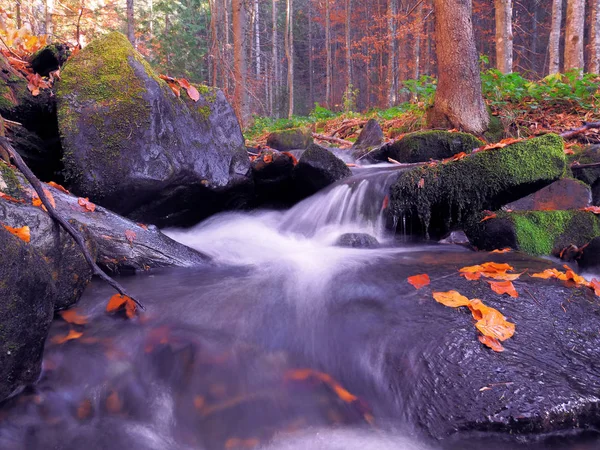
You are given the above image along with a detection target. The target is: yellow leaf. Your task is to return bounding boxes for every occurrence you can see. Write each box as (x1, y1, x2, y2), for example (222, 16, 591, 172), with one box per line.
(432, 290, 471, 308)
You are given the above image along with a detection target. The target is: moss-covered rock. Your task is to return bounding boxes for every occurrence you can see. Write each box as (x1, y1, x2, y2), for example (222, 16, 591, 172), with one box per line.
(56, 32, 252, 227)
(266, 127, 313, 151)
(464, 210, 600, 256)
(389, 133, 566, 237)
(386, 130, 484, 163)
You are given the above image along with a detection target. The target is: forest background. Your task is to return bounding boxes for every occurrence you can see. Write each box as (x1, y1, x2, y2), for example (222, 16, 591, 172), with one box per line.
(1, 0, 599, 142)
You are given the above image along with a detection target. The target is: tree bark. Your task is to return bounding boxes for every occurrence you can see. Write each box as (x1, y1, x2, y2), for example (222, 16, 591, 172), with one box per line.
(325, 0, 332, 107)
(254, 0, 261, 77)
(126, 0, 135, 45)
(308, 0, 314, 107)
(233, 0, 249, 125)
(16, 0, 22, 28)
(44, 0, 53, 40)
(345, 0, 353, 89)
(210, 0, 219, 87)
(285, 0, 294, 117)
(414, 0, 423, 80)
(387, 0, 397, 106)
(589, 0, 600, 73)
(428, 0, 489, 134)
(272, 0, 279, 116)
(494, 0, 513, 73)
(565, 0, 585, 71)
(548, 0, 562, 74)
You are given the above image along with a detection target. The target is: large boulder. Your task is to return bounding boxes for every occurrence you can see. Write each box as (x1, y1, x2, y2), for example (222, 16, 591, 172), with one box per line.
(56, 32, 252, 227)
(503, 178, 592, 211)
(390, 134, 566, 238)
(293, 143, 352, 197)
(385, 130, 484, 163)
(465, 210, 600, 255)
(0, 226, 55, 403)
(266, 127, 313, 151)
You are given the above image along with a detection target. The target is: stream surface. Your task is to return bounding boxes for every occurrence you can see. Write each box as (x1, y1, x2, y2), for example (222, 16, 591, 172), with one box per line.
(1, 167, 599, 449)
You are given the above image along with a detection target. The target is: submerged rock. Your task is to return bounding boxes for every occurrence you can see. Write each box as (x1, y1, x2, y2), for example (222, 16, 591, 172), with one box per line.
(385, 130, 484, 163)
(294, 143, 352, 197)
(56, 32, 252, 227)
(0, 226, 55, 403)
(266, 127, 313, 151)
(503, 178, 592, 211)
(465, 210, 600, 255)
(335, 233, 379, 248)
(390, 134, 566, 238)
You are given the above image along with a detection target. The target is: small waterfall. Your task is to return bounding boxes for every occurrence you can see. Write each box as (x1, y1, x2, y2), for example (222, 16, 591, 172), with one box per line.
(279, 166, 404, 241)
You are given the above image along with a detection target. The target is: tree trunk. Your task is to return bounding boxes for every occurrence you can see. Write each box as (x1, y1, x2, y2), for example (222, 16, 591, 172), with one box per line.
(285, 0, 294, 117)
(414, 0, 423, 80)
(548, 0, 562, 74)
(345, 0, 353, 89)
(589, 0, 600, 73)
(325, 0, 332, 108)
(254, 0, 261, 77)
(565, 0, 585, 71)
(272, 0, 279, 116)
(16, 0, 22, 29)
(126, 0, 135, 45)
(387, 0, 397, 106)
(494, 0, 513, 73)
(233, 0, 249, 125)
(44, 0, 53, 40)
(428, 0, 489, 134)
(210, 0, 219, 87)
(308, 0, 314, 107)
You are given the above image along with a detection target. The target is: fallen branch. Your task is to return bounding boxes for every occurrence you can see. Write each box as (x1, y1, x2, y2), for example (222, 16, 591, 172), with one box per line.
(312, 133, 353, 147)
(571, 161, 600, 169)
(559, 121, 600, 140)
(0, 137, 145, 310)
(330, 119, 367, 138)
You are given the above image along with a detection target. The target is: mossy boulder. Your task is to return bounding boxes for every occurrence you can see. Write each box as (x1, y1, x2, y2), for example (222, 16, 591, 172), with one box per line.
(464, 210, 600, 256)
(389, 133, 566, 237)
(0, 226, 55, 403)
(266, 127, 313, 151)
(385, 130, 484, 163)
(56, 32, 252, 227)
(293, 143, 352, 197)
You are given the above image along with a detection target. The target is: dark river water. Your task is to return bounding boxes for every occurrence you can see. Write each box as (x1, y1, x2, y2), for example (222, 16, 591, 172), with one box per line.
(0, 167, 599, 449)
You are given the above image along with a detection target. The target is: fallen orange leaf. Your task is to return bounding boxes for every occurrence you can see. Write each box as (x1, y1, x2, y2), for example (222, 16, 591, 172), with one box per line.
(59, 309, 88, 325)
(478, 335, 505, 352)
(106, 390, 122, 414)
(581, 206, 600, 214)
(460, 272, 482, 281)
(0, 191, 24, 203)
(51, 329, 83, 344)
(468, 299, 515, 341)
(78, 197, 96, 212)
(480, 213, 497, 222)
(106, 294, 137, 319)
(125, 229, 136, 243)
(32, 188, 55, 210)
(491, 248, 512, 254)
(591, 279, 600, 297)
(408, 273, 430, 289)
(76, 399, 93, 420)
(432, 290, 471, 307)
(488, 280, 519, 298)
(47, 181, 69, 194)
(3, 224, 30, 243)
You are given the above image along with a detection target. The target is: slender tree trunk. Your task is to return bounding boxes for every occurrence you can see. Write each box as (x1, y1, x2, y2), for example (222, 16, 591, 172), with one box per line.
(210, 0, 219, 87)
(308, 0, 314, 107)
(126, 0, 135, 45)
(272, 0, 279, 116)
(345, 0, 352, 89)
(149, 0, 154, 37)
(589, 0, 600, 73)
(565, 0, 585, 71)
(233, 0, 249, 125)
(414, 0, 423, 80)
(254, 0, 261, 76)
(494, 0, 513, 73)
(325, 0, 332, 108)
(387, 0, 397, 106)
(531, 0, 538, 74)
(548, 0, 563, 74)
(285, 0, 294, 117)
(16, 1, 22, 28)
(429, 0, 489, 134)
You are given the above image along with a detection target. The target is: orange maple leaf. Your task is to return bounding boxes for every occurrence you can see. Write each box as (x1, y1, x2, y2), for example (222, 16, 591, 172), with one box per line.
(78, 197, 96, 212)
(3, 224, 30, 243)
(32, 188, 55, 210)
(0, 191, 24, 203)
(491, 248, 512, 254)
(407, 273, 430, 289)
(125, 229, 136, 244)
(488, 280, 519, 298)
(48, 181, 69, 194)
(468, 299, 515, 341)
(478, 335, 505, 352)
(432, 290, 471, 307)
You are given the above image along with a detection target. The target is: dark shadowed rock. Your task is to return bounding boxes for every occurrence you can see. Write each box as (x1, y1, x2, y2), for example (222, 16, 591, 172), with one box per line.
(29, 43, 70, 77)
(294, 144, 352, 197)
(56, 32, 252, 227)
(593, 180, 600, 206)
(579, 237, 600, 270)
(335, 233, 379, 248)
(0, 226, 55, 403)
(503, 178, 592, 211)
(386, 130, 484, 163)
(251, 149, 295, 206)
(571, 144, 600, 187)
(351, 119, 384, 159)
(266, 127, 313, 151)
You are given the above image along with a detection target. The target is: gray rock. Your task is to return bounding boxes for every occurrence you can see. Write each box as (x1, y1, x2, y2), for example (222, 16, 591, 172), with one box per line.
(293, 144, 352, 197)
(593, 180, 600, 206)
(266, 127, 313, 151)
(503, 178, 592, 211)
(438, 230, 470, 246)
(351, 119, 384, 160)
(56, 32, 252, 227)
(335, 233, 379, 248)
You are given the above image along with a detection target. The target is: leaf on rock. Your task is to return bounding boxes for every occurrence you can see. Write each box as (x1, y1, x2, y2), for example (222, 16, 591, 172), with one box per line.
(480, 212, 497, 222)
(78, 197, 96, 212)
(581, 206, 600, 214)
(51, 329, 83, 344)
(0, 191, 24, 203)
(488, 280, 519, 298)
(591, 279, 600, 297)
(468, 299, 515, 341)
(408, 273, 430, 289)
(432, 290, 471, 308)
(460, 272, 482, 281)
(32, 188, 55, 210)
(137, 223, 149, 230)
(125, 229, 136, 244)
(60, 309, 88, 325)
(531, 268, 564, 279)
(48, 181, 69, 194)
(459, 262, 520, 281)
(106, 294, 137, 319)
(478, 335, 505, 352)
(491, 248, 512, 254)
(3, 224, 30, 243)
(478, 137, 524, 152)
(417, 178, 425, 189)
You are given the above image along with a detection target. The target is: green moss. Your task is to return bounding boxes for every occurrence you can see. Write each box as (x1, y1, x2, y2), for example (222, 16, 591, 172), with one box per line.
(0, 160, 22, 196)
(484, 114, 504, 143)
(389, 130, 484, 163)
(508, 210, 600, 255)
(390, 133, 566, 236)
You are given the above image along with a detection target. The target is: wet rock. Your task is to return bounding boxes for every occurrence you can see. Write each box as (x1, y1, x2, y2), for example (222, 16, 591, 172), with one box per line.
(0, 226, 55, 403)
(251, 149, 295, 206)
(593, 180, 600, 206)
(351, 119, 384, 159)
(571, 144, 600, 187)
(438, 230, 470, 246)
(0, 160, 210, 275)
(56, 32, 252, 227)
(29, 43, 70, 77)
(335, 233, 379, 248)
(266, 127, 313, 151)
(465, 210, 600, 255)
(390, 134, 566, 238)
(294, 144, 352, 197)
(385, 130, 484, 163)
(579, 237, 600, 270)
(503, 178, 592, 211)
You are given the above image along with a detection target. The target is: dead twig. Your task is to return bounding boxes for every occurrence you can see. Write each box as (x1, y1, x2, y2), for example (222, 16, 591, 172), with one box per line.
(312, 132, 353, 147)
(0, 137, 145, 310)
(559, 121, 600, 140)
